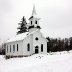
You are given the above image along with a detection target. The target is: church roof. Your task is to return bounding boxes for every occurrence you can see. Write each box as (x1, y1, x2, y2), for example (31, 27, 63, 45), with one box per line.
(6, 29, 39, 43)
(27, 29, 39, 35)
(6, 32, 28, 43)
(6, 29, 48, 43)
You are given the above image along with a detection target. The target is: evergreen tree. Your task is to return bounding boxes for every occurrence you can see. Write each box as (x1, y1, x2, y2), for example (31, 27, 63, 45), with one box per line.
(17, 16, 28, 34)
(69, 37, 72, 50)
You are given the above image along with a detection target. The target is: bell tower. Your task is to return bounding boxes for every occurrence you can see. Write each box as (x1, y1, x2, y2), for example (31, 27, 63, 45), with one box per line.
(28, 5, 41, 30)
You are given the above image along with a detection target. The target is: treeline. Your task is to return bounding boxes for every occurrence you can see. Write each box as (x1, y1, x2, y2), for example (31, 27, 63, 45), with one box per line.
(46, 37, 72, 52)
(0, 43, 6, 55)
(0, 48, 5, 55)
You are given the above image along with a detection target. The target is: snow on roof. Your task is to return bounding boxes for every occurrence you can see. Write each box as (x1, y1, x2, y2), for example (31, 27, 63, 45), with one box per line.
(6, 32, 28, 43)
(27, 29, 39, 36)
(28, 29, 48, 42)
(27, 29, 47, 38)
(6, 29, 39, 43)
(29, 14, 39, 20)
(6, 29, 47, 43)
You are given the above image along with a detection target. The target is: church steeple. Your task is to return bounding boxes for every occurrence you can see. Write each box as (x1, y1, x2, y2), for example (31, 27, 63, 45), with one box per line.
(29, 5, 38, 20)
(28, 5, 41, 29)
(32, 4, 36, 16)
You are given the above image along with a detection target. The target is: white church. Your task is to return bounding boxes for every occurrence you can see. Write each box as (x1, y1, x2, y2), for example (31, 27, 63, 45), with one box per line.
(6, 5, 48, 58)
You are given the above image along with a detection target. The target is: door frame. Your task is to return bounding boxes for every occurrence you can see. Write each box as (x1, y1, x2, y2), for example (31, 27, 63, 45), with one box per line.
(35, 46, 39, 54)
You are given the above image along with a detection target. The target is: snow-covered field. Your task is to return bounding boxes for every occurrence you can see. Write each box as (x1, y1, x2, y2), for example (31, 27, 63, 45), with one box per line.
(0, 51, 72, 72)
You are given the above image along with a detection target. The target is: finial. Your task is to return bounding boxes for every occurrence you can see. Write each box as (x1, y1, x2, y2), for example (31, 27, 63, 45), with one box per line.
(32, 4, 37, 16)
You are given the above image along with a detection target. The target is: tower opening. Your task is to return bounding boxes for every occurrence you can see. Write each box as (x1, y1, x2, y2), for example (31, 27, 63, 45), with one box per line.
(31, 21, 32, 25)
(35, 21, 37, 24)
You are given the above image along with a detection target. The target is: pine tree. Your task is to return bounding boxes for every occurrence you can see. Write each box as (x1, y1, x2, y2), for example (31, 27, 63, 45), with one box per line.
(17, 16, 28, 34)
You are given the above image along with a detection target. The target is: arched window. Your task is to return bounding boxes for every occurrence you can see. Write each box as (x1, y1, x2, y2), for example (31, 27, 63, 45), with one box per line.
(27, 43, 30, 51)
(41, 44, 43, 52)
(13, 45, 15, 52)
(35, 21, 37, 24)
(17, 44, 18, 51)
(10, 45, 11, 52)
(7, 45, 8, 53)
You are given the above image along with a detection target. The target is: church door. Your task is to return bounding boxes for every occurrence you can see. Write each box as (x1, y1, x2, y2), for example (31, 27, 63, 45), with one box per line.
(35, 46, 39, 53)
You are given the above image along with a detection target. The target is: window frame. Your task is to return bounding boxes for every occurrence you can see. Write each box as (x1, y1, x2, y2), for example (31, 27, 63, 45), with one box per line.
(7, 45, 8, 53)
(13, 44, 15, 52)
(10, 45, 11, 52)
(41, 44, 43, 52)
(31, 21, 32, 25)
(17, 44, 18, 51)
(35, 20, 37, 24)
(27, 43, 30, 51)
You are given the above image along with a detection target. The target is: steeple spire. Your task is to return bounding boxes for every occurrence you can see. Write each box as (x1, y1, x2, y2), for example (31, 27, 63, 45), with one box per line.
(29, 4, 38, 20)
(28, 5, 41, 30)
(32, 4, 37, 16)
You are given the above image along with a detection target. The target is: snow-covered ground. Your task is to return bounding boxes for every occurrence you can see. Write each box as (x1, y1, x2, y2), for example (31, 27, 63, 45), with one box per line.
(0, 51, 72, 72)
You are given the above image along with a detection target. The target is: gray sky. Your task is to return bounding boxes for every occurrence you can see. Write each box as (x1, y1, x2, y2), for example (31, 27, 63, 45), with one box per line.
(0, 0, 72, 44)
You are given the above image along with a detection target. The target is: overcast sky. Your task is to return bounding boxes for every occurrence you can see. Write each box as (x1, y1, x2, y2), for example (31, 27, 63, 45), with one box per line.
(0, 0, 72, 44)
